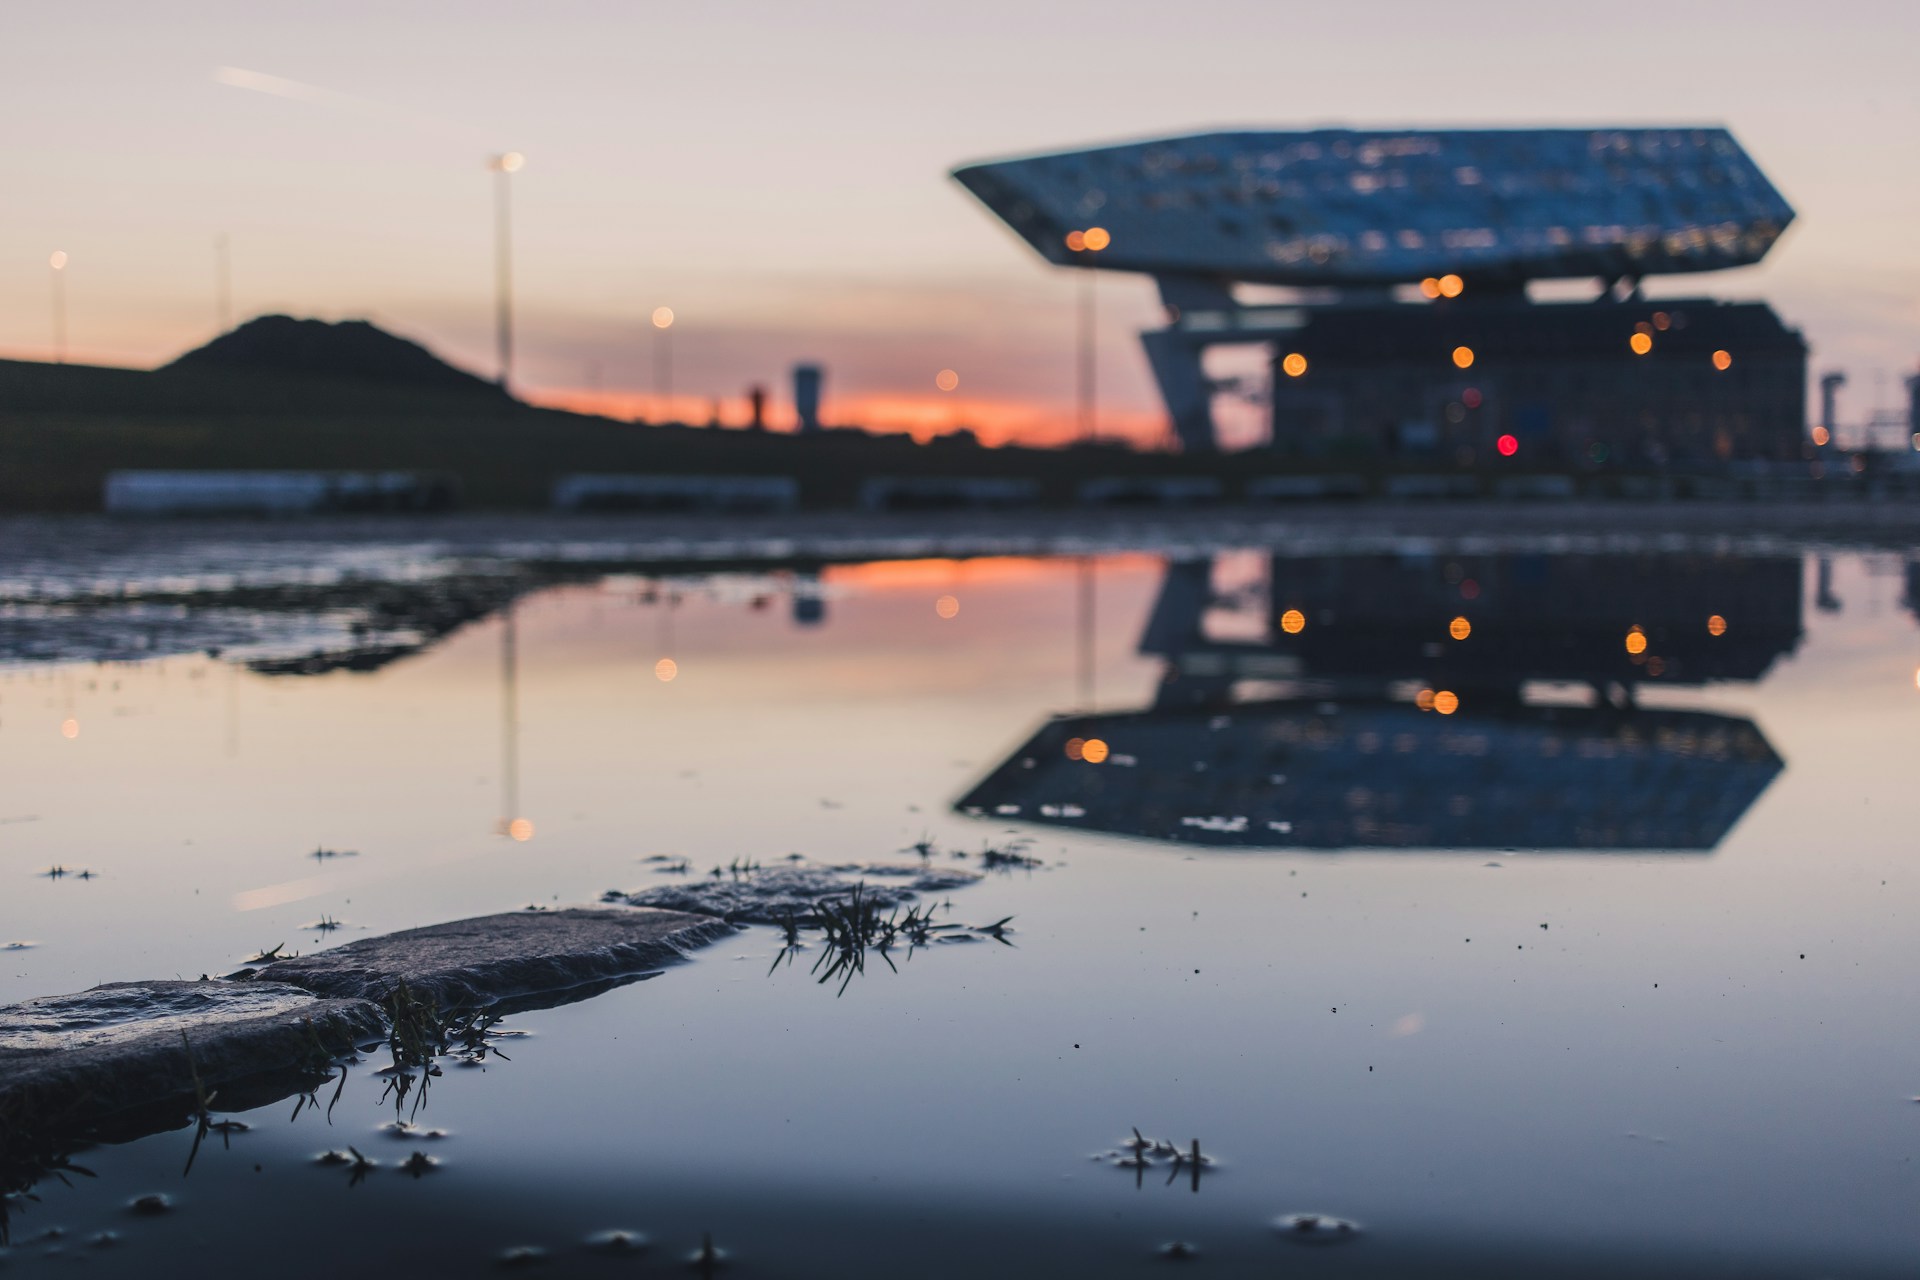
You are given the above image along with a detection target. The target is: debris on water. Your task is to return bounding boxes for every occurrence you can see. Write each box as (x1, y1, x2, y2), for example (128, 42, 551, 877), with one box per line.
(399, 1151, 439, 1178)
(310, 847, 358, 861)
(616, 863, 980, 924)
(496, 1245, 548, 1268)
(378, 1121, 448, 1140)
(585, 1229, 649, 1255)
(978, 838, 1043, 871)
(127, 1193, 172, 1216)
(688, 1232, 728, 1274)
(1274, 1213, 1360, 1244)
(1158, 1240, 1200, 1260)
(244, 943, 294, 965)
(2, 941, 36, 951)
(306, 915, 344, 933)
(38, 867, 93, 880)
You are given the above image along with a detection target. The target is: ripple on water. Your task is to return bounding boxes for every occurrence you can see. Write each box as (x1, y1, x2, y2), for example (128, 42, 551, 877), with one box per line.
(584, 1229, 649, 1255)
(1274, 1213, 1360, 1244)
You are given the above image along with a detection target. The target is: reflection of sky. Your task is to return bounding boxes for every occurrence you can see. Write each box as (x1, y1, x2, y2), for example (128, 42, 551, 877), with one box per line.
(5, 554, 1920, 1273)
(3, 1, 1918, 443)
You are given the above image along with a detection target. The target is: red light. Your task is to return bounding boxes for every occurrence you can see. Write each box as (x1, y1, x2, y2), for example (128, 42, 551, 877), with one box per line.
(1462, 388, 1482, 409)
(1496, 434, 1518, 457)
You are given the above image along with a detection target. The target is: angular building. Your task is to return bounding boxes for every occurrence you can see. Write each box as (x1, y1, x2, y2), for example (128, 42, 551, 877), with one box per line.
(953, 128, 1805, 460)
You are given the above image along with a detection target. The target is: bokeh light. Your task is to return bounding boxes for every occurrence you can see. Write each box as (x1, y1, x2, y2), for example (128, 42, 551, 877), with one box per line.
(1419, 277, 1442, 299)
(1064, 737, 1086, 761)
(1811, 425, 1831, 447)
(1280, 608, 1306, 634)
(935, 594, 959, 618)
(1712, 349, 1733, 371)
(1080, 738, 1110, 764)
(1433, 690, 1460, 715)
(1652, 311, 1671, 331)
(1707, 614, 1727, 636)
(1624, 628, 1648, 655)
(60, 718, 78, 739)
(1449, 616, 1471, 640)
(506, 818, 534, 842)
(1415, 689, 1436, 711)
(1281, 352, 1308, 377)
(1064, 230, 1087, 252)
(1496, 434, 1518, 457)
(1629, 332, 1653, 355)
(49, 251, 68, 271)
(651, 306, 674, 329)
(935, 368, 959, 391)
(1438, 273, 1464, 298)
(495, 151, 525, 173)
(1082, 226, 1111, 251)
(1452, 345, 1475, 369)
(654, 657, 678, 681)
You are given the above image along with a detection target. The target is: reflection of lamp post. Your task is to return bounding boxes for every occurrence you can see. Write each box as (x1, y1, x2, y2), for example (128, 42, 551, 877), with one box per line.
(49, 251, 69, 364)
(651, 306, 675, 423)
(1067, 227, 1109, 442)
(498, 600, 532, 841)
(489, 152, 525, 391)
(215, 233, 232, 333)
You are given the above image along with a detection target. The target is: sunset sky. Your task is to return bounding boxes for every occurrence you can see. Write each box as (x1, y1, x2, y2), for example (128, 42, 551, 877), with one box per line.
(4, 0, 1917, 446)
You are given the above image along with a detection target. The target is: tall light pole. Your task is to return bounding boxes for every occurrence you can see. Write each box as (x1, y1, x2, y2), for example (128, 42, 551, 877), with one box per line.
(651, 306, 675, 423)
(490, 151, 525, 392)
(1067, 227, 1110, 441)
(48, 251, 69, 364)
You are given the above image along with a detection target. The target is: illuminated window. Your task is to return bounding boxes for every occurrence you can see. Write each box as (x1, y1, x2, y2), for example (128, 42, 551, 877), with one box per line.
(1280, 608, 1306, 634)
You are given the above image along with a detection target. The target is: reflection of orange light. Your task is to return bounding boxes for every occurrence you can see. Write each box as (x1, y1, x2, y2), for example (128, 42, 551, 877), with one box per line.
(1280, 608, 1306, 634)
(651, 306, 674, 329)
(507, 818, 534, 842)
(1645, 656, 1666, 677)
(1707, 614, 1727, 636)
(1064, 737, 1086, 761)
(1419, 277, 1442, 299)
(1449, 615, 1471, 640)
(1712, 349, 1732, 371)
(1438, 273, 1464, 298)
(1281, 352, 1308, 377)
(1415, 688, 1436, 711)
(60, 718, 78, 739)
(1082, 226, 1111, 251)
(1064, 230, 1086, 252)
(935, 368, 959, 392)
(1629, 332, 1653, 355)
(1914, 667, 1920, 693)
(1461, 387, 1482, 409)
(1651, 311, 1670, 331)
(654, 657, 678, 681)
(935, 594, 959, 618)
(1811, 425, 1831, 447)
(1433, 690, 1459, 715)
(1625, 628, 1647, 655)
(1080, 738, 1110, 763)
(1452, 346, 1474, 369)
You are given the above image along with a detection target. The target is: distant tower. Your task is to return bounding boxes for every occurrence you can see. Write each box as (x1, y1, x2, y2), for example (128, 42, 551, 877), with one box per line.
(793, 363, 824, 433)
(748, 384, 767, 430)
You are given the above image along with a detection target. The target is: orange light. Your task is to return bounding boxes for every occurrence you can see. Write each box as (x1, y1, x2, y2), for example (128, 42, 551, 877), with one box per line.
(654, 657, 678, 682)
(60, 718, 78, 739)
(935, 368, 959, 391)
(494, 151, 525, 173)
(935, 594, 959, 618)
(1646, 656, 1666, 677)
(1433, 690, 1460, 715)
(1624, 628, 1647, 655)
(1080, 737, 1110, 764)
(1082, 226, 1111, 251)
(1449, 616, 1471, 640)
(1064, 737, 1087, 761)
(1064, 230, 1086, 252)
(1280, 608, 1306, 634)
(49, 251, 69, 271)
(1811, 425, 1831, 447)
(1281, 352, 1308, 378)
(506, 818, 534, 842)
(1712, 349, 1732, 371)
(1415, 688, 1436, 711)
(1707, 614, 1727, 636)
(651, 306, 674, 329)
(1629, 332, 1654, 355)
(1438, 273, 1464, 298)
(1651, 311, 1671, 331)
(1420, 277, 1443, 299)
(1451, 346, 1475, 369)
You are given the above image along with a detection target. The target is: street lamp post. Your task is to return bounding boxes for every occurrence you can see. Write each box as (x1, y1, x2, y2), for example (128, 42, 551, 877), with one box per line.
(1067, 227, 1109, 442)
(651, 306, 675, 423)
(490, 151, 525, 392)
(49, 251, 68, 364)
(215, 233, 232, 333)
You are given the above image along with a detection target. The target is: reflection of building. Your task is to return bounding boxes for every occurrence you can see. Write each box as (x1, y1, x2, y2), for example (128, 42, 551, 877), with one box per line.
(958, 553, 1797, 851)
(954, 128, 1803, 457)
